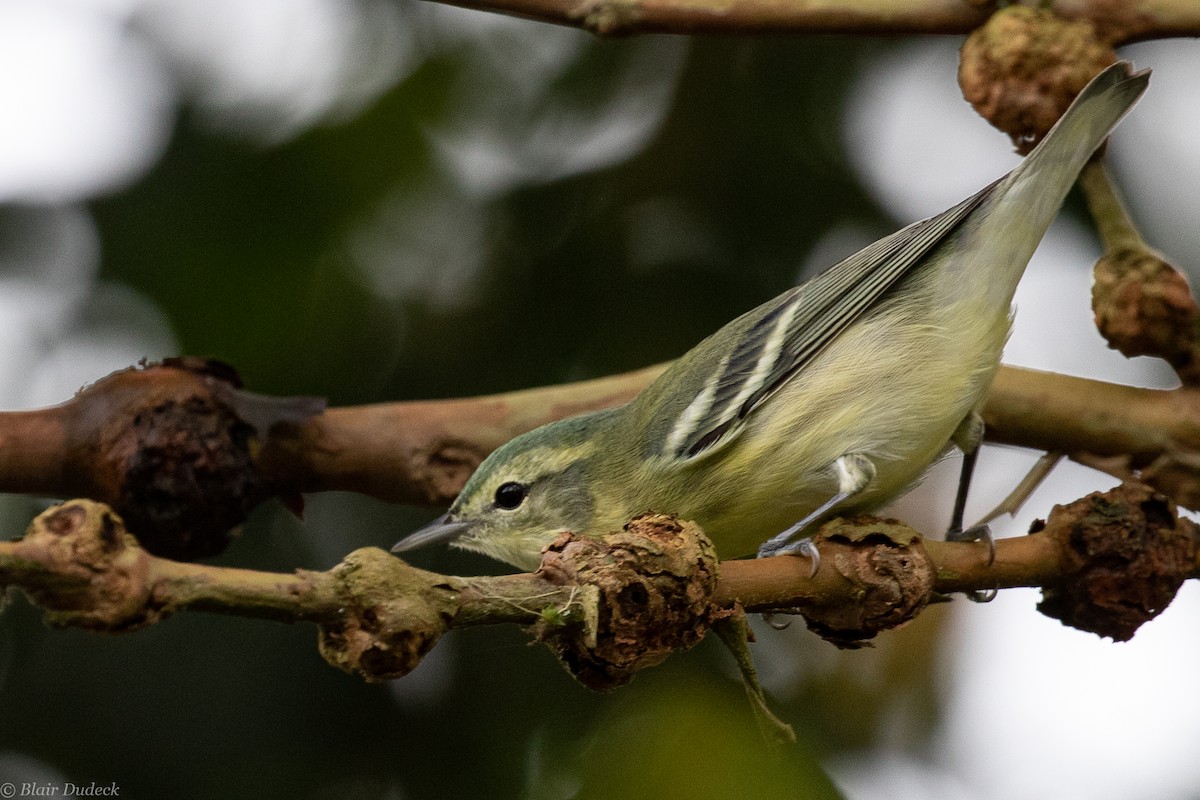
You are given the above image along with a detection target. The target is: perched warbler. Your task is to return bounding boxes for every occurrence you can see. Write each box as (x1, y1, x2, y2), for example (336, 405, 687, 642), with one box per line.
(394, 62, 1149, 573)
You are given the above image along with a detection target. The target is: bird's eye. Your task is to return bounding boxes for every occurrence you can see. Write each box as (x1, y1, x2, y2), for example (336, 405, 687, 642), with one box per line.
(494, 481, 528, 510)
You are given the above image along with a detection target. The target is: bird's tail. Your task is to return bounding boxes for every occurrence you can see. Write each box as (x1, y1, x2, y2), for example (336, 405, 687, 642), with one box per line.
(956, 61, 1150, 308)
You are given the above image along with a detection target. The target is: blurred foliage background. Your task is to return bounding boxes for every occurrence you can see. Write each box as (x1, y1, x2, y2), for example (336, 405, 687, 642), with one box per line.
(0, 2, 1197, 799)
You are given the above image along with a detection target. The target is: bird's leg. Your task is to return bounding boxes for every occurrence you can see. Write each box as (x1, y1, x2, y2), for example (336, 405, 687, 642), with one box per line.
(757, 453, 876, 576)
(948, 445, 975, 535)
(945, 448, 997, 561)
(946, 450, 996, 603)
(945, 413, 995, 567)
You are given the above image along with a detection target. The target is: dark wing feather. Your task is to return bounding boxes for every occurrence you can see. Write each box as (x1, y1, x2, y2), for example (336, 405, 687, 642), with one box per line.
(676, 182, 996, 460)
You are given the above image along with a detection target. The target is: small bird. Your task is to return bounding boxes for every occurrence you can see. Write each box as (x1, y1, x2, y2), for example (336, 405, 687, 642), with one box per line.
(394, 62, 1149, 573)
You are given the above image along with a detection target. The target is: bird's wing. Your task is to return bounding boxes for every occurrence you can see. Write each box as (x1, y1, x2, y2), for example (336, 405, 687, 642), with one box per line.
(671, 181, 996, 460)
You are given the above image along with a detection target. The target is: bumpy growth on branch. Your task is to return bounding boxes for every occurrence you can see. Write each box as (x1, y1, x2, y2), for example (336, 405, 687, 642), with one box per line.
(958, 6, 1116, 152)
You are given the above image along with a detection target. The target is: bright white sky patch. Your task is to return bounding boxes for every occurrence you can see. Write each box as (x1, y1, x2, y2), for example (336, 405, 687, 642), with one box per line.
(942, 583, 1200, 800)
(0, 1, 170, 202)
(844, 40, 1020, 221)
(138, 0, 412, 142)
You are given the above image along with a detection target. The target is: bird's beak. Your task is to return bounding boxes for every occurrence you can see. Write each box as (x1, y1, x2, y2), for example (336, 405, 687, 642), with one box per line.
(391, 513, 470, 554)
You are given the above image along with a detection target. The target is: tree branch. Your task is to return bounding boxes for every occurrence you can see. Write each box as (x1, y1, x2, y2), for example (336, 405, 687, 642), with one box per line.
(421, 0, 1200, 41)
(3, 484, 1194, 685)
(2, 360, 1199, 562)
(273, 366, 1200, 512)
(983, 367, 1200, 508)
(260, 363, 665, 505)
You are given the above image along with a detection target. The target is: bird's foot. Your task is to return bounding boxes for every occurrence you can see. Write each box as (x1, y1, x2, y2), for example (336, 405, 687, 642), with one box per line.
(946, 523, 997, 602)
(757, 535, 820, 578)
(946, 522, 995, 565)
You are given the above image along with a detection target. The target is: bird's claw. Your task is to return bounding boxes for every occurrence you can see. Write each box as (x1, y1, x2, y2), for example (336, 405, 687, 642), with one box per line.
(964, 586, 998, 604)
(757, 536, 820, 578)
(762, 613, 792, 630)
(947, 523, 997, 602)
(946, 522, 996, 567)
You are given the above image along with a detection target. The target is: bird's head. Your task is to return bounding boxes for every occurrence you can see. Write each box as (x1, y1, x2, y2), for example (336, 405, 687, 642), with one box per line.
(392, 409, 620, 571)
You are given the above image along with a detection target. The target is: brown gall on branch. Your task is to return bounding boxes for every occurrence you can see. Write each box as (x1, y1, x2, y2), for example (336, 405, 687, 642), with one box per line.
(0, 501, 164, 632)
(717, 518, 937, 649)
(0, 358, 323, 561)
(1036, 482, 1197, 641)
(958, 6, 1116, 153)
(799, 518, 934, 647)
(425, 0, 1200, 41)
(313, 549, 461, 680)
(1092, 248, 1200, 382)
(532, 514, 719, 690)
(1078, 162, 1200, 386)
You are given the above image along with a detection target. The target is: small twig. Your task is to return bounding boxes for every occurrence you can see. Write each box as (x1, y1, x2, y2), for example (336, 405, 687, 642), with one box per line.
(1080, 160, 1149, 253)
(712, 612, 796, 746)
